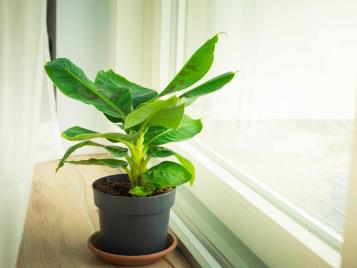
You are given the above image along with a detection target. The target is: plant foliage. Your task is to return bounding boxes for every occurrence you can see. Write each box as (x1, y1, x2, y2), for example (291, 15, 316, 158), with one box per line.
(45, 33, 236, 196)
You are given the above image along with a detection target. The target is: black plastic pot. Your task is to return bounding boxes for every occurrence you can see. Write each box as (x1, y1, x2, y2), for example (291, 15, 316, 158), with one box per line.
(93, 174, 176, 255)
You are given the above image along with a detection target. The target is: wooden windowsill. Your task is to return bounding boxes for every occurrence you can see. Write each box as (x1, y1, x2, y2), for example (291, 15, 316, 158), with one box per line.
(17, 154, 192, 268)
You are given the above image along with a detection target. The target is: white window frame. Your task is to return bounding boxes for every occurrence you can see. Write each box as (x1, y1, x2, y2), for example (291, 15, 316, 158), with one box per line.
(341, 106, 357, 267)
(113, 0, 357, 267)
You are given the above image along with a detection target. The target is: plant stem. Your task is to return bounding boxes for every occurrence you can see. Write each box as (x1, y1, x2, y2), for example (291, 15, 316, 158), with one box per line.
(124, 156, 136, 185)
(123, 126, 149, 187)
(131, 130, 146, 186)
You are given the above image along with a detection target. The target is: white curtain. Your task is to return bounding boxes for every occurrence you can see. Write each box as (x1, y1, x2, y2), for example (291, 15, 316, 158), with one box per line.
(186, 0, 357, 236)
(0, 1, 59, 267)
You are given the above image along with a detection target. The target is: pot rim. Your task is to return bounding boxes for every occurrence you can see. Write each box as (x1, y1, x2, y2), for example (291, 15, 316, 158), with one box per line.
(92, 174, 176, 200)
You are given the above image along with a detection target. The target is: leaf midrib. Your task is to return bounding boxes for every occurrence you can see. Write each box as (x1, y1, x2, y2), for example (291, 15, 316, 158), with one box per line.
(61, 65, 125, 118)
(145, 128, 172, 148)
(101, 74, 157, 100)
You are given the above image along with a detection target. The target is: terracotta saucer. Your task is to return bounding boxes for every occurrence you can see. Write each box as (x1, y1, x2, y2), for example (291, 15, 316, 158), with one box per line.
(87, 232, 177, 266)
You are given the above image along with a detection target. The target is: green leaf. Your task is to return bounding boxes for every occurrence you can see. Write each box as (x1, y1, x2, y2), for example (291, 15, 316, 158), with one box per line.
(103, 113, 123, 124)
(124, 96, 179, 129)
(129, 186, 155, 197)
(159, 34, 219, 96)
(180, 72, 235, 100)
(142, 161, 191, 187)
(146, 104, 185, 130)
(62, 126, 96, 137)
(146, 147, 195, 185)
(147, 146, 175, 158)
(174, 152, 195, 185)
(56, 141, 127, 171)
(95, 70, 158, 107)
(61, 126, 136, 144)
(99, 83, 132, 115)
(66, 158, 128, 168)
(144, 115, 203, 146)
(44, 58, 126, 118)
(104, 145, 127, 157)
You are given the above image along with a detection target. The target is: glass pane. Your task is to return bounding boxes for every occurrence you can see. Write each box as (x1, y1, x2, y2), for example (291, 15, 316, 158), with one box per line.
(185, 0, 357, 236)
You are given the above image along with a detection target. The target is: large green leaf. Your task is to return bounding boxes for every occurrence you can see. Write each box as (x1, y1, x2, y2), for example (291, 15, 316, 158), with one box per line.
(159, 34, 219, 96)
(175, 153, 196, 185)
(124, 96, 180, 129)
(146, 104, 185, 130)
(66, 158, 128, 168)
(147, 146, 175, 158)
(56, 141, 127, 171)
(103, 113, 123, 124)
(147, 147, 195, 185)
(144, 115, 202, 146)
(142, 161, 191, 187)
(61, 126, 136, 144)
(174, 152, 195, 185)
(44, 58, 126, 118)
(180, 72, 235, 100)
(95, 70, 158, 107)
(99, 83, 132, 115)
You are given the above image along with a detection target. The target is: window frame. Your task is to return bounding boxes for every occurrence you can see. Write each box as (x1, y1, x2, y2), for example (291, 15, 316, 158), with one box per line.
(341, 107, 357, 267)
(189, 140, 343, 251)
(167, 0, 343, 266)
(173, 141, 340, 267)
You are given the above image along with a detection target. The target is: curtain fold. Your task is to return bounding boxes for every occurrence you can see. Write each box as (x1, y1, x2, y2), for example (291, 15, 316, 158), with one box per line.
(0, 0, 51, 267)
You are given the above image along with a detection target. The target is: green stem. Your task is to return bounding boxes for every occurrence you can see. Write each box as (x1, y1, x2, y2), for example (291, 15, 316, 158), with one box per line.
(132, 130, 147, 186)
(123, 125, 150, 188)
(142, 157, 150, 171)
(122, 166, 134, 185)
(124, 155, 136, 185)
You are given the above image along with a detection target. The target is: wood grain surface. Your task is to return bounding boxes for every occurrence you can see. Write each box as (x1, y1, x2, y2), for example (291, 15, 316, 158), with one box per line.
(17, 155, 192, 268)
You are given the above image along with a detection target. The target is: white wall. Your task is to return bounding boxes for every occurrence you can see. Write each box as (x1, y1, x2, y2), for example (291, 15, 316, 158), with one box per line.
(56, 0, 115, 135)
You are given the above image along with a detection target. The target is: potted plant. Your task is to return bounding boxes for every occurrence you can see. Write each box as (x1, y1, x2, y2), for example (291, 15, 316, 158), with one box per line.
(44, 33, 236, 265)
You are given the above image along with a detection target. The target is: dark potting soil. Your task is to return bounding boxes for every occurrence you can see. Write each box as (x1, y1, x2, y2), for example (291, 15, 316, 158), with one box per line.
(94, 178, 132, 196)
(93, 176, 172, 197)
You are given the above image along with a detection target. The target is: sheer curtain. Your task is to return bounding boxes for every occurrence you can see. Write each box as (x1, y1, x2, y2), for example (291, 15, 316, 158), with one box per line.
(186, 0, 357, 237)
(0, 1, 59, 267)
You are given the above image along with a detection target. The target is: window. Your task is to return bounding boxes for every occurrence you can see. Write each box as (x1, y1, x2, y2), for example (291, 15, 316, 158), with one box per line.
(181, 0, 357, 247)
